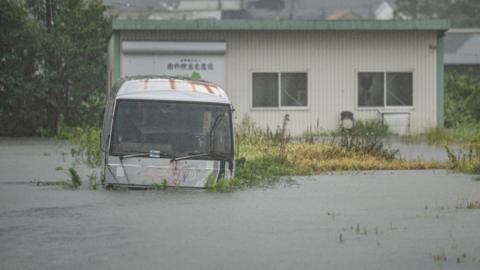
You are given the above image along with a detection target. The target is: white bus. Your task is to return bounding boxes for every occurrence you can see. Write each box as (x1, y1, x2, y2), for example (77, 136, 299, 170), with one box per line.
(101, 76, 234, 188)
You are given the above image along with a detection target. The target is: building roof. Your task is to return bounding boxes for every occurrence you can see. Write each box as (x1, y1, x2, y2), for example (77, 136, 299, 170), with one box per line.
(445, 29, 480, 65)
(112, 19, 449, 31)
(114, 76, 231, 104)
(104, 0, 395, 19)
(326, 10, 362, 20)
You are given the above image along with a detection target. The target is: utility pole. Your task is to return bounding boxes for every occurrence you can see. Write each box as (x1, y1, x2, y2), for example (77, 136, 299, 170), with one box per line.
(45, 0, 54, 31)
(289, 0, 295, 19)
(218, 0, 223, 11)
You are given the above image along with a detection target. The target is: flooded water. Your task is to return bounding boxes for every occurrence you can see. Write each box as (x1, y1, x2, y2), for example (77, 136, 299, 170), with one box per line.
(1, 138, 480, 270)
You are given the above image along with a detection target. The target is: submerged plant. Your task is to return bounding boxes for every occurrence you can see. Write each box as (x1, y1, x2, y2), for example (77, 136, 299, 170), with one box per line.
(63, 167, 82, 190)
(206, 175, 217, 192)
(174, 180, 180, 191)
(88, 172, 97, 190)
(151, 182, 162, 190)
(161, 179, 168, 191)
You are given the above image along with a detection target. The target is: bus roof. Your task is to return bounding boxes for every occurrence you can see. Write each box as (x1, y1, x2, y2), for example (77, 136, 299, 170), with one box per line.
(113, 76, 231, 105)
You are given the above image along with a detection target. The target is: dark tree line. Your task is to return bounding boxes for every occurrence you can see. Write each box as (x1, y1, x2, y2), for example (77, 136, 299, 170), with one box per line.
(0, 0, 109, 136)
(395, 0, 480, 27)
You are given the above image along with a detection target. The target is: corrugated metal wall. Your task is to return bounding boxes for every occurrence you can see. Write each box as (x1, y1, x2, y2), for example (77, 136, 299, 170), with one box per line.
(119, 30, 438, 135)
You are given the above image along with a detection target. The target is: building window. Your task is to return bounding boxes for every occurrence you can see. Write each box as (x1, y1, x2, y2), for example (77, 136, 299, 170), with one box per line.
(252, 73, 278, 107)
(386, 72, 413, 106)
(358, 72, 413, 107)
(252, 72, 308, 108)
(358, 72, 384, 107)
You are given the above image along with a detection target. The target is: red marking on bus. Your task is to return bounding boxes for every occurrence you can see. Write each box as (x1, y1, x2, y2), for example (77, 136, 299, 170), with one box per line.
(190, 82, 197, 92)
(143, 79, 149, 89)
(169, 79, 176, 90)
(210, 85, 219, 94)
(204, 84, 215, 94)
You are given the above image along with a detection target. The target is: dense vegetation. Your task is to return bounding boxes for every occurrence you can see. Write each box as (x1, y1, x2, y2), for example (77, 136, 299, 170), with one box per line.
(0, 0, 108, 136)
(445, 73, 480, 128)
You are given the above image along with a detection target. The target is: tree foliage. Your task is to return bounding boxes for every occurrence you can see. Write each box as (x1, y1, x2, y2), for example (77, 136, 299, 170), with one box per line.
(395, 0, 480, 27)
(0, 0, 108, 136)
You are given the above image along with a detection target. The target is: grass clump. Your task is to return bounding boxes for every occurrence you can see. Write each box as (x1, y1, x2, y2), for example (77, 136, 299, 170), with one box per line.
(206, 175, 241, 192)
(63, 167, 82, 190)
(466, 201, 480, 209)
(456, 200, 480, 210)
(88, 173, 97, 190)
(161, 179, 168, 190)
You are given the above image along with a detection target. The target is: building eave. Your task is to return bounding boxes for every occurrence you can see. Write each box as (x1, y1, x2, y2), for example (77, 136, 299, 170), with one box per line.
(112, 19, 450, 31)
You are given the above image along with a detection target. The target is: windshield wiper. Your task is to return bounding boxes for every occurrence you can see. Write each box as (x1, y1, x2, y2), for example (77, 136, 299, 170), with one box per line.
(119, 152, 150, 159)
(171, 151, 231, 162)
(119, 151, 172, 160)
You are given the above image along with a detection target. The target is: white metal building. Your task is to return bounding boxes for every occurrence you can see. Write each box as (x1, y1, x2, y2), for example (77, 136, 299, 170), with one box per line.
(107, 19, 449, 135)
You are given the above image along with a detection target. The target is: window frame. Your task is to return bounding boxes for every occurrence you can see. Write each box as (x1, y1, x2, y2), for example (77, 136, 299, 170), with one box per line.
(250, 70, 309, 110)
(355, 70, 414, 110)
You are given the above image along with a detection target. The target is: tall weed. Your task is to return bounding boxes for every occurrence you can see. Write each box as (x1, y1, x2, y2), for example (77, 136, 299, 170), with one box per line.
(57, 115, 102, 168)
(332, 120, 397, 160)
(446, 137, 480, 175)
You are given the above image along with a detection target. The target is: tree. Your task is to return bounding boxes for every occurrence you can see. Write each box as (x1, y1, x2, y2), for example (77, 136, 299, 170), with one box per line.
(447, 0, 480, 27)
(395, 0, 451, 19)
(38, 0, 109, 129)
(395, 0, 480, 27)
(0, 0, 109, 136)
(0, 0, 45, 135)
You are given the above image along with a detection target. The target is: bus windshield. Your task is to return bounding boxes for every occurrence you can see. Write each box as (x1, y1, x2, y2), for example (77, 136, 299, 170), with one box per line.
(110, 100, 233, 160)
